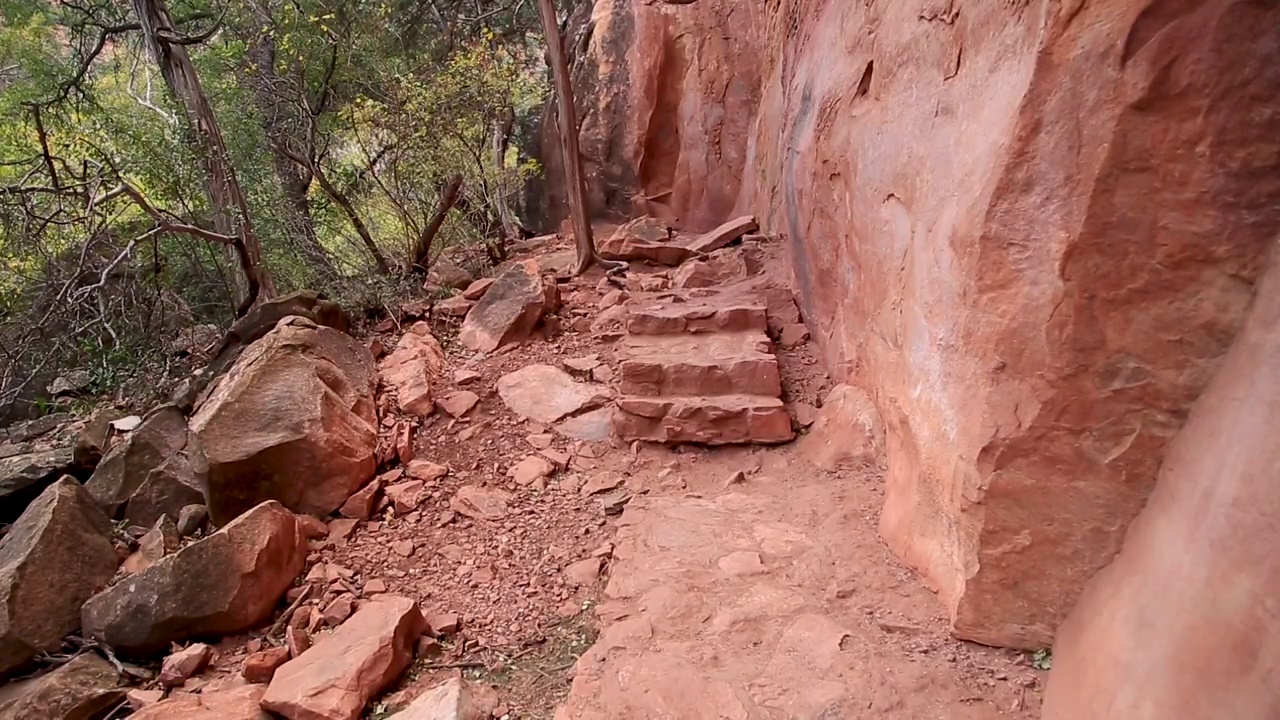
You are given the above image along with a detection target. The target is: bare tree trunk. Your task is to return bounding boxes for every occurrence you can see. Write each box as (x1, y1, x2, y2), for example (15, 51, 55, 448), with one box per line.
(245, 34, 337, 280)
(491, 107, 520, 240)
(130, 0, 277, 307)
(411, 174, 463, 272)
(536, 0, 612, 277)
(312, 161, 393, 275)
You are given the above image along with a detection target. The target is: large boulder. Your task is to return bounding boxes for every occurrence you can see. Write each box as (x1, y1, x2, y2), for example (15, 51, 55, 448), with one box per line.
(1043, 257, 1280, 718)
(262, 595, 426, 720)
(544, 0, 1280, 646)
(0, 477, 116, 676)
(121, 451, 204, 528)
(0, 447, 74, 523)
(189, 316, 377, 525)
(0, 653, 123, 720)
(81, 500, 306, 656)
(458, 260, 558, 352)
(378, 323, 446, 416)
(84, 405, 188, 517)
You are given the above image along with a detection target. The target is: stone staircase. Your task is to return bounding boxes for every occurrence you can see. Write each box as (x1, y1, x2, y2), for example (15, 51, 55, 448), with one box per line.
(612, 288, 795, 445)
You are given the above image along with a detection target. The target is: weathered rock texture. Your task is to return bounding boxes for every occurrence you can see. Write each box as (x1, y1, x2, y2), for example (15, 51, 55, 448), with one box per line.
(1042, 251, 1280, 717)
(459, 260, 558, 352)
(85, 405, 188, 517)
(548, 0, 1280, 646)
(0, 477, 116, 676)
(0, 653, 123, 720)
(190, 316, 377, 525)
(81, 500, 306, 656)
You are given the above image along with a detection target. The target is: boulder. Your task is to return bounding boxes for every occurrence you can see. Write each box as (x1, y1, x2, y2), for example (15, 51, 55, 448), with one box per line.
(599, 217, 692, 266)
(72, 407, 126, 470)
(243, 646, 290, 683)
(458, 260, 557, 352)
(85, 405, 188, 517)
(190, 316, 377, 525)
(121, 515, 179, 575)
(671, 260, 718, 289)
(0, 477, 116, 676)
(47, 371, 91, 397)
(121, 451, 203, 528)
(684, 216, 758, 254)
(0, 447, 74, 523)
(379, 323, 447, 417)
(81, 500, 306, 656)
(428, 260, 473, 291)
(129, 683, 270, 720)
(0, 653, 122, 720)
(497, 365, 611, 424)
(261, 596, 426, 720)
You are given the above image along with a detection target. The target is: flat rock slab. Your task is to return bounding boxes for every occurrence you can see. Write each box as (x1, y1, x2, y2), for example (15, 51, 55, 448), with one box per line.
(81, 500, 306, 656)
(130, 683, 270, 719)
(0, 477, 116, 676)
(619, 331, 781, 398)
(684, 216, 758, 254)
(554, 407, 615, 442)
(262, 595, 426, 720)
(614, 395, 794, 446)
(599, 217, 694, 266)
(497, 365, 612, 424)
(626, 296, 768, 336)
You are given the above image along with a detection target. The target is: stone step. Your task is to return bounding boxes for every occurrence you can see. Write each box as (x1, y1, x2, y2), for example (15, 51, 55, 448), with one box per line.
(613, 394, 794, 445)
(619, 331, 781, 397)
(626, 295, 768, 336)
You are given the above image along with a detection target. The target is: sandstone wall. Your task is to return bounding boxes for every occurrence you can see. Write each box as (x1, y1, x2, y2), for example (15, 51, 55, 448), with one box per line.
(1042, 231, 1280, 719)
(545, 0, 1280, 646)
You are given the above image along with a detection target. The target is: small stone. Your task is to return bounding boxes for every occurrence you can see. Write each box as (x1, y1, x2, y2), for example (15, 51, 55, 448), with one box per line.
(122, 515, 179, 575)
(110, 415, 144, 433)
(327, 518, 359, 542)
(598, 289, 628, 310)
(363, 578, 388, 595)
(792, 402, 817, 428)
(415, 635, 443, 657)
(462, 278, 495, 301)
(779, 323, 810, 348)
(340, 479, 381, 520)
(322, 595, 357, 626)
(297, 515, 328, 540)
(243, 645, 291, 683)
(436, 295, 474, 317)
(127, 688, 165, 710)
(175, 504, 208, 537)
(437, 391, 480, 418)
(562, 355, 601, 378)
(526, 433, 555, 450)
(591, 542, 614, 558)
(158, 643, 213, 687)
(557, 600, 581, 618)
(539, 449, 571, 470)
(564, 557, 603, 587)
(406, 460, 449, 482)
(385, 481, 426, 514)
(508, 456, 555, 486)
(581, 472, 625, 496)
(454, 369, 483, 385)
(723, 470, 747, 488)
(426, 611, 461, 636)
(591, 365, 614, 383)
(392, 540, 416, 558)
(285, 626, 310, 657)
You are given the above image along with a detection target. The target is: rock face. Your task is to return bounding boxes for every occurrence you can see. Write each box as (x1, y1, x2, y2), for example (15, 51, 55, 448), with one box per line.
(81, 500, 306, 656)
(261, 596, 426, 720)
(190, 316, 377, 525)
(0, 477, 116, 676)
(0, 653, 122, 720)
(379, 323, 447, 416)
(545, 0, 1280, 646)
(459, 260, 557, 352)
(1042, 255, 1280, 717)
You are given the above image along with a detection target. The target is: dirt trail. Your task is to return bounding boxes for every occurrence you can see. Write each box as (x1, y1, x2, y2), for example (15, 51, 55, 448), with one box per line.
(298, 232, 1045, 718)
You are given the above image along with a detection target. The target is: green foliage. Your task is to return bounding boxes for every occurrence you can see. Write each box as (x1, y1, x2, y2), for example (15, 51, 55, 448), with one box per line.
(1032, 649, 1053, 671)
(0, 0, 548, 417)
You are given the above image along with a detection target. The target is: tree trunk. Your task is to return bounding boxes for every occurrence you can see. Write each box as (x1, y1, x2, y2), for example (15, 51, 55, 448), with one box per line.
(536, 0, 600, 277)
(130, 0, 277, 307)
(411, 174, 463, 272)
(491, 107, 520, 240)
(245, 34, 337, 280)
(312, 161, 393, 275)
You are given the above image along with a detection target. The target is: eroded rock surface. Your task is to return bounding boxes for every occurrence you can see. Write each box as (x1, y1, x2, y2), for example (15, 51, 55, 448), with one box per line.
(379, 323, 447, 416)
(543, 0, 1280, 646)
(459, 260, 558, 352)
(190, 316, 377, 525)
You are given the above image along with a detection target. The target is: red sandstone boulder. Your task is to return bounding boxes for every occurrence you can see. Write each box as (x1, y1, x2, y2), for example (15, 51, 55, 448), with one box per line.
(599, 217, 693, 266)
(379, 322, 447, 416)
(81, 500, 306, 656)
(122, 451, 204, 528)
(0, 653, 122, 720)
(684, 216, 758, 254)
(190, 316, 377, 525)
(389, 675, 485, 720)
(459, 260, 558, 352)
(85, 404, 188, 516)
(462, 278, 494, 301)
(130, 683, 270, 720)
(261, 595, 426, 720)
(243, 646, 290, 683)
(0, 477, 116, 676)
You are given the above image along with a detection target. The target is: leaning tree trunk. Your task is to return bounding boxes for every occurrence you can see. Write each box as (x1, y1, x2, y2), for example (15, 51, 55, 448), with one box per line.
(411, 174, 463, 272)
(536, 0, 610, 277)
(130, 0, 277, 309)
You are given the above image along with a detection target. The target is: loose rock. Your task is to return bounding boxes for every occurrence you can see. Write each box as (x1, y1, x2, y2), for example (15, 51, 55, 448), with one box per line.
(379, 323, 447, 416)
(0, 653, 122, 720)
(129, 683, 269, 720)
(158, 643, 213, 687)
(497, 365, 611, 424)
(459, 260, 557, 353)
(243, 646, 291, 683)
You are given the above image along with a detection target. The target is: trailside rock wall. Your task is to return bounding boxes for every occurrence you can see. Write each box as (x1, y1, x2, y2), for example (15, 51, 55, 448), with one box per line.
(1042, 232, 1280, 719)
(548, 0, 1280, 647)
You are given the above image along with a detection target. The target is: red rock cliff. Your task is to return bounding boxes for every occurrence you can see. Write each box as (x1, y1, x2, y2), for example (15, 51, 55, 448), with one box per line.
(544, 0, 1280, 647)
